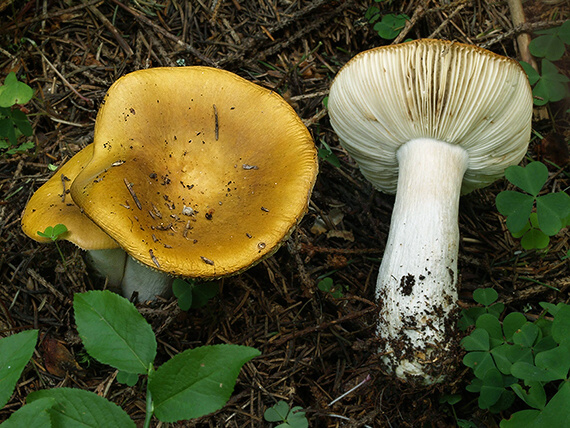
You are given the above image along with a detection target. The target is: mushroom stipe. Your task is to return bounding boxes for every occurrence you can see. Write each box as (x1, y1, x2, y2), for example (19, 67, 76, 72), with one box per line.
(328, 39, 532, 383)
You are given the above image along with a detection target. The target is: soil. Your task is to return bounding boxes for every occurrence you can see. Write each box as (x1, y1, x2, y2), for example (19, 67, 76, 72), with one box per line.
(0, 0, 569, 427)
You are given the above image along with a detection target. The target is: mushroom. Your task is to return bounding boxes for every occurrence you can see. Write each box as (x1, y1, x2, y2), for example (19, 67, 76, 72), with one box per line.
(21, 144, 173, 300)
(22, 67, 317, 298)
(328, 39, 533, 382)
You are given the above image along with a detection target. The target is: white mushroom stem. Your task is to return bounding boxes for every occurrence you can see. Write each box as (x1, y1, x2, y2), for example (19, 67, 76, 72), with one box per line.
(85, 249, 172, 302)
(377, 138, 468, 381)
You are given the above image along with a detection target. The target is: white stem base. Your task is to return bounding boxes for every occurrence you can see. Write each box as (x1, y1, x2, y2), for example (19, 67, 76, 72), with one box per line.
(85, 249, 172, 302)
(376, 138, 468, 383)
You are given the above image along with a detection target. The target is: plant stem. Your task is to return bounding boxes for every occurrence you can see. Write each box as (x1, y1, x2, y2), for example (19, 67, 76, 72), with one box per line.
(143, 365, 155, 428)
(54, 241, 66, 266)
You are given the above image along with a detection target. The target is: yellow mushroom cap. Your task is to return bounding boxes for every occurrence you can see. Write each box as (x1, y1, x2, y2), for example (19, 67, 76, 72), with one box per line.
(70, 67, 318, 278)
(21, 144, 119, 250)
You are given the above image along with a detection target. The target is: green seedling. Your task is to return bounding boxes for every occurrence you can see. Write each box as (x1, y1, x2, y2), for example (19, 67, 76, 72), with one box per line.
(496, 161, 570, 250)
(520, 22, 570, 106)
(37, 224, 68, 264)
(365, 5, 409, 40)
(521, 60, 569, 106)
(529, 21, 570, 61)
(0, 72, 34, 154)
(172, 278, 219, 311)
(458, 288, 505, 331)
(317, 277, 347, 299)
(364, 1, 408, 40)
(460, 288, 570, 425)
(439, 394, 477, 428)
(264, 400, 308, 428)
(318, 140, 340, 168)
(1, 291, 260, 427)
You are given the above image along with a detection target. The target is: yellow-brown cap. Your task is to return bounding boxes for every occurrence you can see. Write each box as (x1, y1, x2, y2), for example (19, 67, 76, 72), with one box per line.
(70, 67, 318, 278)
(21, 144, 119, 250)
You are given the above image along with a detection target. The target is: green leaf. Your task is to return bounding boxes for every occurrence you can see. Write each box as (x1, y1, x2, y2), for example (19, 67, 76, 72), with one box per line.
(364, 6, 380, 23)
(533, 335, 557, 354)
(373, 14, 408, 40)
(0, 397, 55, 428)
(534, 344, 570, 380)
(511, 220, 530, 238)
(439, 393, 462, 405)
(0, 330, 38, 409)
(478, 368, 505, 409)
(473, 288, 498, 306)
(491, 344, 514, 375)
(116, 371, 139, 387)
(520, 61, 540, 85)
(536, 192, 570, 236)
(511, 381, 546, 410)
(27, 388, 135, 427)
(532, 381, 570, 426)
(506, 344, 533, 366)
(0, 117, 17, 146)
(521, 228, 550, 250)
(8, 140, 34, 154)
(318, 141, 341, 168)
(457, 419, 478, 428)
(149, 344, 260, 422)
(264, 401, 291, 422)
(541, 301, 564, 317)
(264, 401, 308, 428)
(466, 377, 483, 393)
(503, 312, 527, 341)
(504, 162, 549, 197)
(11, 109, 32, 136)
(37, 226, 53, 239)
(529, 34, 565, 61)
(489, 389, 515, 413)
(488, 302, 505, 319)
(172, 279, 193, 311)
(73, 290, 157, 374)
(558, 20, 570, 44)
(500, 409, 541, 428)
(284, 406, 308, 428)
(463, 351, 496, 379)
(496, 191, 534, 233)
(512, 323, 539, 348)
(51, 224, 68, 239)
(510, 361, 560, 382)
(318, 277, 333, 292)
(458, 306, 485, 330)
(476, 314, 503, 347)
(462, 328, 490, 351)
(533, 59, 569, 105)
(190, 281, 219, 309)
(552, 305, 570, 344)
(0, 72, 34, 107)
(172, 280, 218, 310)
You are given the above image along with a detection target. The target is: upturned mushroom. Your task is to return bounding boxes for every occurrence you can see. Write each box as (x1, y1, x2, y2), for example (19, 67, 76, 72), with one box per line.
(21, 144, 173, 300)
(328, 39, 533, 382)
(23, 67, 318, 300)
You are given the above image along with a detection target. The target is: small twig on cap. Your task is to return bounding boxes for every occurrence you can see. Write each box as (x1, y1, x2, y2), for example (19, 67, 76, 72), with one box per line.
(123, 178, 142, 210)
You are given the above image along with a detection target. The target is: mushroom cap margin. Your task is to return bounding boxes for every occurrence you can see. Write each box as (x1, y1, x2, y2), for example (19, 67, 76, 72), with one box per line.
(21, 144, 120, 250)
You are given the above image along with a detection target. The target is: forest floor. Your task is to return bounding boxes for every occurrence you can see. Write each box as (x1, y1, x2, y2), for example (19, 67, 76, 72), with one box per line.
(0, 0, 569, 427)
